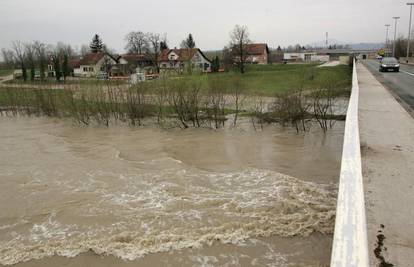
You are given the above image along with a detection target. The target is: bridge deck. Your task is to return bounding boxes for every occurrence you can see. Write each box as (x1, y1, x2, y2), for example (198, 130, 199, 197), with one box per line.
(357, 63, 414, 266)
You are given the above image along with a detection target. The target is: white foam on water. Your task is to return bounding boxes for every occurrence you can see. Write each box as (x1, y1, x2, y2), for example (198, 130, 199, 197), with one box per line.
(0, 169, 337, 265)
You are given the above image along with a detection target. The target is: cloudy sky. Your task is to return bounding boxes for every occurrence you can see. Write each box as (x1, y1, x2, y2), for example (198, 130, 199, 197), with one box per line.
(0, 0, 412, 53)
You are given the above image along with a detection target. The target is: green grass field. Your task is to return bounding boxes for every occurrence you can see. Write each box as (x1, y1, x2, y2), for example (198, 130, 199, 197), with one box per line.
(181, 63, 352, 96)
(5, 63, 352, 96)
(0, 69, 13, 76)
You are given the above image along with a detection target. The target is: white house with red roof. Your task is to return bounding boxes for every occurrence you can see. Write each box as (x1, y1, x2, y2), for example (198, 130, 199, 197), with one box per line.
(158, 48, 211, 72)
(74, 52, 118, 77)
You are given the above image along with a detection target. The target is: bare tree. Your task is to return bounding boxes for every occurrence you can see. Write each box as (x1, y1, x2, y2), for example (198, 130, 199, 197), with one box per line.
(145, 32, 163, 73)
(229, 25, 251, 74)
(12, 41, 27, 81)
(1, 48, 15, 69)
(56, 42, 74, 58)
(231, 75, 246, 127)
(80, 44, 90, 56)
(33, 41, 47, 81)
(124, 31, 147, 54)
(221, 46, 233, 71)
(25, 43, 36, 81)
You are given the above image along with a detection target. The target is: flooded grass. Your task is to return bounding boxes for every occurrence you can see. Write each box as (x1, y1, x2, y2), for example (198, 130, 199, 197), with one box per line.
(0, 64, 351, 131)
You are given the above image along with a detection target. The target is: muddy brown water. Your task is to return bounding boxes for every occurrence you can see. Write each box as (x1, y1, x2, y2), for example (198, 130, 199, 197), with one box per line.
(0, 116, 344, 266)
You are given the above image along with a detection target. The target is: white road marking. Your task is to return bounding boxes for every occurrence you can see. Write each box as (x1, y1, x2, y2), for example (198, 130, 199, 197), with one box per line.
(401, 70, 414, 77)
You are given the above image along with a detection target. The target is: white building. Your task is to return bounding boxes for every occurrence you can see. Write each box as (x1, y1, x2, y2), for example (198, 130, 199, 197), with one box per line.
(74, 52, 118, 78)
(159, 48, 211, 72)
(283, 52, 318, 61)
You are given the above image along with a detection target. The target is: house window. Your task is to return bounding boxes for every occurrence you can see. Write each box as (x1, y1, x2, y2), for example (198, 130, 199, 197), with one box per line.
(162, 63, 167, 68)
(100, 66, 105, 71)
(83, 67, 88, 72)
(199, 63, 203, 69)
(89, 67, 94, 72)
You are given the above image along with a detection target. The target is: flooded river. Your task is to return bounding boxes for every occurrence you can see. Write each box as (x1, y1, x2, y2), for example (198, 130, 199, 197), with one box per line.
(0, 116, 344, 267)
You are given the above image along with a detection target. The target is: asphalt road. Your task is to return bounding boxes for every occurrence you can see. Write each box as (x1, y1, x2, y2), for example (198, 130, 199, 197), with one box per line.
(362, 59, 414, 112)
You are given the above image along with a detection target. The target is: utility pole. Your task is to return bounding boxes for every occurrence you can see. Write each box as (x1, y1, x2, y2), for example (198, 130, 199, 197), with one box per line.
(406, 3, 414, 62)
(385, 24, 391, 55)
(392, 17, 400, 57)
(326, 32, 328, 48)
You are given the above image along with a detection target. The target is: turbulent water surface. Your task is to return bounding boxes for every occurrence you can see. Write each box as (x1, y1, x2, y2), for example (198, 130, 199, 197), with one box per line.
(0, 117, 344, 266)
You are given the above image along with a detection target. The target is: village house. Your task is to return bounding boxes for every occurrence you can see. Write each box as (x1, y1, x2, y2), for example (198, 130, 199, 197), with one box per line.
(244, 43, 270, 64)
(73, 52, 118, 78)
(158, 48, 212, 72)
(114, 54, 153, 76)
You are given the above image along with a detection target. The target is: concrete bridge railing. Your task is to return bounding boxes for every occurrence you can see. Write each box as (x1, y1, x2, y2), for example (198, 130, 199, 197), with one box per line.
(330, 60, 369, 267)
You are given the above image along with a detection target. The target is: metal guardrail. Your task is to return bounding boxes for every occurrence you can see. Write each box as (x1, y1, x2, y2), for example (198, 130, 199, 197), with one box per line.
(330, 60, 369, 267)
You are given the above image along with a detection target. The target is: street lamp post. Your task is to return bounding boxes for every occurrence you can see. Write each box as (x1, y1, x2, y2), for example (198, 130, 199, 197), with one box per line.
(393, 16, 400, 57)
(406, 3, 414, 62)
(385, 24, 391, 55)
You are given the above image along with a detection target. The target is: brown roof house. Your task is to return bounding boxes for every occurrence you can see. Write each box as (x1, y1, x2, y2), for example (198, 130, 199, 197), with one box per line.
(73, 52, 119, 78)
(158, 48, 212, 73)
(116, 54, 153, 76)
(233, 43, 270, 65)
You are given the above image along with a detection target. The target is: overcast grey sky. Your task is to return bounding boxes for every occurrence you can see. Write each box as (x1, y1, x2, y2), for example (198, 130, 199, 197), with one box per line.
(0, 0, 412, 53)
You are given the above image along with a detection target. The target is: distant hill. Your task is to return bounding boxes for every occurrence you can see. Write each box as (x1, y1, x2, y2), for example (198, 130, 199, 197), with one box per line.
(347, 43, 384, 50)
(307, 40, 383, 50)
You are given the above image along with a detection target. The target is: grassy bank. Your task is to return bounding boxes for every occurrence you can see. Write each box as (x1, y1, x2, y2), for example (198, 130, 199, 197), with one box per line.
(0, 69, 13, 76)
(0, 63, 351, 131)
(5, 63, 352, 96)
(176, 63, 352, 95)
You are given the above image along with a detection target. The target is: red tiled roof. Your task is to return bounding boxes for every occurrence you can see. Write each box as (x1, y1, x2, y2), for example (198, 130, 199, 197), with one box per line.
(68, 58, 81, 68)
(79, 52, 105, 65)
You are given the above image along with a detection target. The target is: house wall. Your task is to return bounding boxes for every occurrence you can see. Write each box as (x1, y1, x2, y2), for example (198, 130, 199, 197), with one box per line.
(284, 52, 317, 61)
(159, 50, 211, 72)
(311, 55, 330, 62)
(74, 56, 116, 78)
(246, 49, 268, 64)
(190, 51, 211, 71)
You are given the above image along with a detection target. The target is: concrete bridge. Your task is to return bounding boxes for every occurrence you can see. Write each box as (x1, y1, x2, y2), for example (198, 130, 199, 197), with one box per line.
(331, 60, 414, 266)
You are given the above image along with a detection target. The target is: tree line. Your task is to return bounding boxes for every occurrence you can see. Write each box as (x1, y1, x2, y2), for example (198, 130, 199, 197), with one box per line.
(1, 41, 75, 82)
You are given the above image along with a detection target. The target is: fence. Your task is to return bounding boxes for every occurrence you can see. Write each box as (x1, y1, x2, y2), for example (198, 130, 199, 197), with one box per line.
(330, 60, 369, 267)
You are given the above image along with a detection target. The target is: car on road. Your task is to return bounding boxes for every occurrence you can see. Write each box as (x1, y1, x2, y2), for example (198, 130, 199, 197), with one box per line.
(379, 57, 400, 72)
